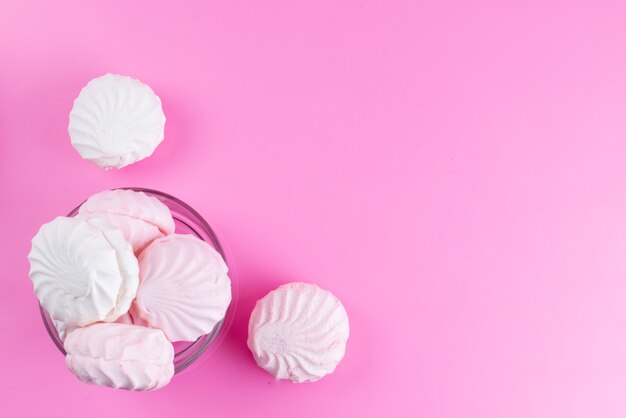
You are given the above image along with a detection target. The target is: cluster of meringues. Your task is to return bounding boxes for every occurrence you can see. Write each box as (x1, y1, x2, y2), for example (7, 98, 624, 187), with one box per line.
(27, 74, 349, 391)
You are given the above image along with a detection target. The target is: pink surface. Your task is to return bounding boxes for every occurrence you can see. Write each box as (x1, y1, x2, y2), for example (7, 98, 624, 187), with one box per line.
(2, 1, 626, 417)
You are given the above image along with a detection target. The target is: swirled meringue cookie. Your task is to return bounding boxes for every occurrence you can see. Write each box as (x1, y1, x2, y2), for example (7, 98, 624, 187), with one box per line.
(131, 234, 231, 342)
(65, 323, 174, 391)
(68, 73, 166, 169)
(247, 283, 349, 383)
(28, 216, 139, 327)
(78, 189, 174, 252)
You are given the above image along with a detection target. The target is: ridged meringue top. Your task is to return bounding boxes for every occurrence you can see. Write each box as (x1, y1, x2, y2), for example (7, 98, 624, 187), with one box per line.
(64, 323, 174, 391)
(78, 211, 163, 253)
(78, 189, 175, 235)
(247, 282, 349, 383)
(28, 216, 138, 327)
(131, 234, 231, 342)
(68, 73, 166, 169)
(86, 218, 139, 321)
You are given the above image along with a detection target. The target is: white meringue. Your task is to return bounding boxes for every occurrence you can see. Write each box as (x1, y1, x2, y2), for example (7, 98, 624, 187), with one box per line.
(247, 282, 349, 383)
(68, 73, 166, 169)
(86, 218, 139, 322)
(131, 234, 231, 342)
(78, 189, 175, 239)
(65, 323, 174, 391)
(28, 216, 139, 327)
(52, 319, 75, 341)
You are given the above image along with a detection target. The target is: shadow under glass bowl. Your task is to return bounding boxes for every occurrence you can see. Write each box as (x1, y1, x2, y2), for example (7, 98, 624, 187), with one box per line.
(39, 187, 234, 374)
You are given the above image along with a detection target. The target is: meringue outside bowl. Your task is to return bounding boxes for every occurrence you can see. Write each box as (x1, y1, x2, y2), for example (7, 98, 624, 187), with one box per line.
(39, 187, 236, 374)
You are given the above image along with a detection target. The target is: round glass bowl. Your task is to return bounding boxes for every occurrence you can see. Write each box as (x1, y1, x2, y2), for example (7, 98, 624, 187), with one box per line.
(40, 187, 235, 374)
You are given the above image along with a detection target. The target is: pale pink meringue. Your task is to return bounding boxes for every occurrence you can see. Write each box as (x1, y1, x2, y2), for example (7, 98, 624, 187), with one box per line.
(131, 234, 231, 342)
(53, 311, 134, 341)
(64, 323, 174, 391)
(248, 282, 349, 383)
(78, 189, 174, 252)
(80, 211, 164, 253)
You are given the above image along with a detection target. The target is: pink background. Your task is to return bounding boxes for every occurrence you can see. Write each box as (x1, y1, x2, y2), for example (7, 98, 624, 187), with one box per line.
(2, 1, 626, 417)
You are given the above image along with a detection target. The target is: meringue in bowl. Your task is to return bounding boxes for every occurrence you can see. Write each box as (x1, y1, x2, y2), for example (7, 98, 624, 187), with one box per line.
(39, 188, 236, 374)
